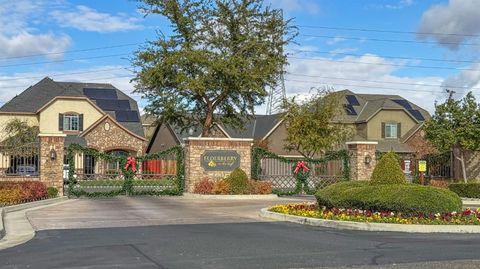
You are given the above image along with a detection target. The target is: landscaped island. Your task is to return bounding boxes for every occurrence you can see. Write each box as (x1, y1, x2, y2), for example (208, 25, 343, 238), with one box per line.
(268, 151, 477, 226)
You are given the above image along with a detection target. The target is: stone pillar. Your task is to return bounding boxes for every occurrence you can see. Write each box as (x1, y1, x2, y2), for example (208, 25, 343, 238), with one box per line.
(184, 137, 253, 193)
(39, 134, 66, 195)
(346, 141, 378, 181)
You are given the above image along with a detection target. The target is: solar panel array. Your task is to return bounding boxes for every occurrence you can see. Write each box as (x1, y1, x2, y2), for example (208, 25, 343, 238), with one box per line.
(344, 95, 360, 115)
(83, 88, 140, 122)
(392, 99, 425, 121)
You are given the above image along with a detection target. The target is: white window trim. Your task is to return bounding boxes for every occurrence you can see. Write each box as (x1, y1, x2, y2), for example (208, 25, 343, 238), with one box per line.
(64, 115, 79, 131)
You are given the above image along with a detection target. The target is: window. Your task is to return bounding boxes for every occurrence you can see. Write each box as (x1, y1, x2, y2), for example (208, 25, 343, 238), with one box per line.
(63, 115, 79, 131)
(385, 123, 398, 139)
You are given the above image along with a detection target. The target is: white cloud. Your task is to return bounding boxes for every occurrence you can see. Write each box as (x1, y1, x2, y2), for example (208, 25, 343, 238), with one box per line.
(441, 62, 480, 97)
(0, 0, 71, 59)
(51, 5, 141, 33)
(326, 36, 346, 45)
(384, 0, 414, 9)
(268, 0, 320, 15)
(417, 0, 480, 50)
(279, 52, 448, 114)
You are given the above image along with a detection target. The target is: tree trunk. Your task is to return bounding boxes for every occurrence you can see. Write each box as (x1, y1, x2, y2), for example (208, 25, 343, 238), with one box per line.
(454, 150, 467, 183)
(202, 104, 214, 137)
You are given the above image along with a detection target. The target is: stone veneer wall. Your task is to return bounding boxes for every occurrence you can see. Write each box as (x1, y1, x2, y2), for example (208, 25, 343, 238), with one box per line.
(347, 141, 377, 181)
(184, 138, 253, 193)
(39, 135, 65, 195)
(83, 117, 146, 155)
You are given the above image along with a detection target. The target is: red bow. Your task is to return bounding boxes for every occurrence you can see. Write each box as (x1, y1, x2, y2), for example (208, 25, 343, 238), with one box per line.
(125, 156, 137, 172)
(294, 161, 310, 174)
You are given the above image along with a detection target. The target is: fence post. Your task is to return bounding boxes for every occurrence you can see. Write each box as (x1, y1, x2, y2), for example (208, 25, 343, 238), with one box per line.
(346, 141, 378, 181)
(39, 134, 66, 195)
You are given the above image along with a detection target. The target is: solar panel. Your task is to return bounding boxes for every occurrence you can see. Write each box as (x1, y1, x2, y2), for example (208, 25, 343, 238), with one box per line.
(115, 111, 140, 122)
(83, 88, 117, 99)
(392, 99, 413, 110)
(95, 99, 131, 111)
(346, 95, 360, 106)
(343, 104, 357, 115)
(408, 110, 425, 121)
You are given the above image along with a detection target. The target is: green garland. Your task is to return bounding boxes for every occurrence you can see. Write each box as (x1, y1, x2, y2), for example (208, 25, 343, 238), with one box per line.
(251, 147, 350, 195)
(67, 144, 184, 198)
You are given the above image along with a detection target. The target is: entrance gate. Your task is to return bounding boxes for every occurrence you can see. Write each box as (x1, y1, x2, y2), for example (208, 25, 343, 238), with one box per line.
(66, 144, 184, 197)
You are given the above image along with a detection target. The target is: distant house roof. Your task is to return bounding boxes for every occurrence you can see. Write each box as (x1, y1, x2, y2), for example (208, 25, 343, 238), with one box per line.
(336, 90, 430, 123)
(0, 77, 144, 137)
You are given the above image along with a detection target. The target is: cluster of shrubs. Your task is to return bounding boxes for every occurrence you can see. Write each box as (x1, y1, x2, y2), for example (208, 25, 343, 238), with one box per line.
(449, 183, 480, 199)
(194, 168, 272, 195)
(0, 181, 58, 206)
(315, 151, 463, 215)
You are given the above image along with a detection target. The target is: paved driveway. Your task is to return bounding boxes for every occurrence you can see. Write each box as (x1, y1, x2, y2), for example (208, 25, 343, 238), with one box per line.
(26, 196, 311, 230)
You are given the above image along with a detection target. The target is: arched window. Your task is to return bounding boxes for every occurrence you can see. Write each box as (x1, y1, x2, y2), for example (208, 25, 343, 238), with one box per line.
(106, 150, 129, 172)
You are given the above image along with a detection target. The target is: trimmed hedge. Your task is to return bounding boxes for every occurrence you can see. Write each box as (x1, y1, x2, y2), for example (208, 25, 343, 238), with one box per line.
(316, 181, 462, 215)
(0, 181, 48, 206)
(226, 168, 249, 194)
(370, 151, 406, 185)
(449, 183, 480, 198)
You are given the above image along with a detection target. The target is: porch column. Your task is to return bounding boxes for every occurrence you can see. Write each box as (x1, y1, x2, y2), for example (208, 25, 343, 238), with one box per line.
(346, 141, 378, 181)
(39, 134, 66, 195)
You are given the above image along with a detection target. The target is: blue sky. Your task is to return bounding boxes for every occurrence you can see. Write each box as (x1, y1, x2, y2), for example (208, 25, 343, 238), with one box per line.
(0, 0, 479, 114)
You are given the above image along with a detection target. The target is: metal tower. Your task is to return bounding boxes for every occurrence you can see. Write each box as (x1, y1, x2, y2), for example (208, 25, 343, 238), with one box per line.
(266, 73, 287, 115)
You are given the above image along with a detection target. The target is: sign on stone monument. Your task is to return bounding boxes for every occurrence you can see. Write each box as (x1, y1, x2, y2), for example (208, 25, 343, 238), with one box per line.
(201, 150, 241, 171)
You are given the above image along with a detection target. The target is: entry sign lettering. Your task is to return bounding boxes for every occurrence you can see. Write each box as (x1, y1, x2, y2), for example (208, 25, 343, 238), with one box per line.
(418, 160, 427, 172)
(201, 150, 241, 171)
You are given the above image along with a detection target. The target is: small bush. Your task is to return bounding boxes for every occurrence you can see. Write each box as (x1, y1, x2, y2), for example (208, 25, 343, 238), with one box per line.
(429, 179, 450, 189)
(47, 187, 59, 198)
(449, 183, 480, 198)
(193, 177, 214, 194)
(316, 181, 462, 215)
(226, 168, 249, 194)
(370, 151, 406, 185)
(0, 181, 48, 206)
(251, 180, 273, 194)
(213, 179, 230, 194)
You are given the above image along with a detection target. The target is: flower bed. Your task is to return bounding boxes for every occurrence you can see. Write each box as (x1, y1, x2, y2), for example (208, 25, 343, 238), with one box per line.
(0, 181, 48, 207)
(269, 203, 480, 225)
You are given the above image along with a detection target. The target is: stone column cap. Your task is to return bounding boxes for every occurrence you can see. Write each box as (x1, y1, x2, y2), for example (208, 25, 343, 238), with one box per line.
(38, 133, 67, 137)
(346, 141, 378, 145)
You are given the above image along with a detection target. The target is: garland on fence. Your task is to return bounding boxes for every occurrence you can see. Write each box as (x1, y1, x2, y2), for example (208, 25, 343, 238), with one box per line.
(67, 144, 184, 198)
(251, 147, 350, 195)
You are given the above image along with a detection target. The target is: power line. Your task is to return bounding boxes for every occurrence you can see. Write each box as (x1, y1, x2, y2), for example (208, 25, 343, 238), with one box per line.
(301, 34, 480, 47)
(286, 73, 480, 91)
(298, 25, 480, 38)
(0, 42, 144, 61)
(0, 67, 130, 82)
(289, 56, 479, 71)
(0, 53, 130, 68)
(289, 49, 480, 64)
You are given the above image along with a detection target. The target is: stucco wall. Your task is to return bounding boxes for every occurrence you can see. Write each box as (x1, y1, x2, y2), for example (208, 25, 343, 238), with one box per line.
(367, 110, 417, 140)
(148, 124, 179, 153)
(0, 114, 38, 139)
(39, 99, 103, 134)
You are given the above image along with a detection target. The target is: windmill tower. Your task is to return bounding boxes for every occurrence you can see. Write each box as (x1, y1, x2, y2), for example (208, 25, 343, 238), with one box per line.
(266, 73, 286, 115)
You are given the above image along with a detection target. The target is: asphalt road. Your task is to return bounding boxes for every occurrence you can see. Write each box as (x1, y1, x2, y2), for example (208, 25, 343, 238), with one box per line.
(2, 221, 480, 268)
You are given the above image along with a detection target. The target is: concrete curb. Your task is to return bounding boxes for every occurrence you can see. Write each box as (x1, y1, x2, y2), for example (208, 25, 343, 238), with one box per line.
(0, 197, 72, 249)
(260, 208, 480, 234)
(183, 193, 279, 200)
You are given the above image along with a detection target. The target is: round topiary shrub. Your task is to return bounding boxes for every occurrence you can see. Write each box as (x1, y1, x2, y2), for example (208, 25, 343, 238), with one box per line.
(370, 151, 406, 185)
(226, 168, 249, 194)
(316, 181, 462, 215)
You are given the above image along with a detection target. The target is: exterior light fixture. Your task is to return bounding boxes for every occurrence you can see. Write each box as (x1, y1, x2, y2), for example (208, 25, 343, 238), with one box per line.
(50, 148, 57, 161)
(364, 155, 372, 165)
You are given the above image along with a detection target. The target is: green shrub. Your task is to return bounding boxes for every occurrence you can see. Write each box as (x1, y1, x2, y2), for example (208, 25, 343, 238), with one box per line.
(226, 168, 249, 194)
(449, 183, 480, 198)
(47, 187, 59, 198)
(0, 181, 48, 206)
(316, 181, 462, 215)
(370, 151, 406, 185)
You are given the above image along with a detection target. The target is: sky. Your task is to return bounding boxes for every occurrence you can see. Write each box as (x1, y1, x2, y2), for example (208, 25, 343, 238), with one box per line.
(0, 0, 479, 115)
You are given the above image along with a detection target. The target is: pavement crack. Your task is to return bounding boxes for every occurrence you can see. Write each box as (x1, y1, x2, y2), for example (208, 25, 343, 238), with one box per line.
(129, 244, 167, 269)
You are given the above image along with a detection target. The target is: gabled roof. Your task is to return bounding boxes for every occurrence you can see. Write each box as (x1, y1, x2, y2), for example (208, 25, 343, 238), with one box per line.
(0, 77, 144, 137)
(336, 89, 430, 123)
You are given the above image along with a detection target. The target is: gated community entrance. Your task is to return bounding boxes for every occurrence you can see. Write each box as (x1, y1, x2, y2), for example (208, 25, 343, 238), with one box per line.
(0, 136, 455, 197)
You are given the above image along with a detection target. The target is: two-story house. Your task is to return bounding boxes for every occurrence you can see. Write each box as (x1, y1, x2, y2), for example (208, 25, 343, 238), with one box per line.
(0, 77, 146, 176)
